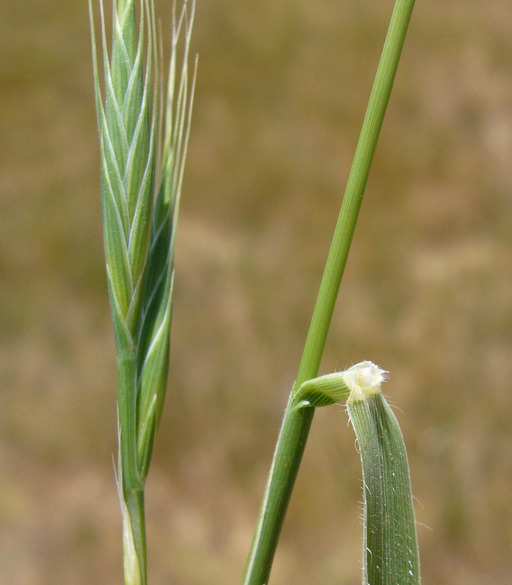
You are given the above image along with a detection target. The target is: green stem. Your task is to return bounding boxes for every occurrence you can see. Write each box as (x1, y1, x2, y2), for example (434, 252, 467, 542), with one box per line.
(122, 488, 147, 585)
(242, 394, 314, 585)
(242, 2, 416, 584)
(117, 352, 147, 585)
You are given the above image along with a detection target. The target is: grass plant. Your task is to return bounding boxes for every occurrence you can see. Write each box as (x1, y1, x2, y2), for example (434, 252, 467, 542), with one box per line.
(242, 1, 417, 583)
(88, 1, 196, 583)
(89, 0, 419, 584)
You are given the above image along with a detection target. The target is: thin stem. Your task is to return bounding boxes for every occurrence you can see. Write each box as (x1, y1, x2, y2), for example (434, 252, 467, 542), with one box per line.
(117, 352, 147, 583)
(242, 2, 416, 584)
(242, 394, 314, 585)
(123, 488, 147, 585)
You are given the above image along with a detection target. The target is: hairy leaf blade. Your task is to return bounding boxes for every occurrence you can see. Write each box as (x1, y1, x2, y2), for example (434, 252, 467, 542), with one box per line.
(348, 390, 420, 585)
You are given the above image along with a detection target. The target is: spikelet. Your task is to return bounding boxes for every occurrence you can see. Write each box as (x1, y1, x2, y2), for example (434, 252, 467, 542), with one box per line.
(89, 1, 196, 582)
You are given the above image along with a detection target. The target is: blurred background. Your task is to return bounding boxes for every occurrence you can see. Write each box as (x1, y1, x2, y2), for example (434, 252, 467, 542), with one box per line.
(1, 0, 511, 583)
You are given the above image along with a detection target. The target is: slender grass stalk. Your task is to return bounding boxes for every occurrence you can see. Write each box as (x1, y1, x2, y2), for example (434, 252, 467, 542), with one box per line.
(88, 1, 196, 583)
(242, 2, 416, 584)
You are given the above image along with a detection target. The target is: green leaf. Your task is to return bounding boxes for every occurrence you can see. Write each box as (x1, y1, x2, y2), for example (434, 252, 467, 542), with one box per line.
(293, 362, 420, 585)
(348, 387, 420, 585)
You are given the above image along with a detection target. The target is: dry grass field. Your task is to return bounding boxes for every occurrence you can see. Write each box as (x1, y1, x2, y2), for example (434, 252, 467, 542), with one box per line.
(1, 1, 511, 584)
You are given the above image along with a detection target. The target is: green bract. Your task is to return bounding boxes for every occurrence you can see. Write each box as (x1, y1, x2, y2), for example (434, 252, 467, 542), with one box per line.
(89, 1, 196, 583)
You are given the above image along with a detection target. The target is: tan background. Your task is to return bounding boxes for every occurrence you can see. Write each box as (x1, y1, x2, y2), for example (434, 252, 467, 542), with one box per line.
(1, 0, 511, 583)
